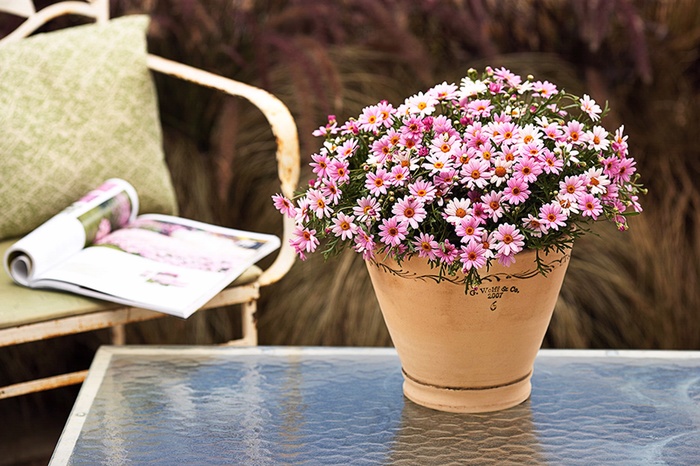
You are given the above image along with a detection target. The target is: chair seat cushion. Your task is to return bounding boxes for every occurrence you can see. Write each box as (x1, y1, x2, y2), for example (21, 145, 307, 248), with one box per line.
(0, 239, 262, 329)
(0, 15, 178, 241)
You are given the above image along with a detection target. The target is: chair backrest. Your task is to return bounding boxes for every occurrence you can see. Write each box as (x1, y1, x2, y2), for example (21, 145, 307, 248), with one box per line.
(1, 0, 300, 287)
(0, 0, 108, 43)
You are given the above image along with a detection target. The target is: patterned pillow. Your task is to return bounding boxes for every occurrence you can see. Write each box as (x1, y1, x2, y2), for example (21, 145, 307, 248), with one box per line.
(0, 15, 178, 241)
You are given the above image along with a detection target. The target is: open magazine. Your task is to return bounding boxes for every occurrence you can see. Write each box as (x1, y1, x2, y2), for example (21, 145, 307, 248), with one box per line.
(3, 179, 280, 318)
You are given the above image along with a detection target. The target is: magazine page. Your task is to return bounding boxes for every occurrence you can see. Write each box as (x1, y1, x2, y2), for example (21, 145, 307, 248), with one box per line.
(33, 214, 281, 318)
(4, 179, 139, 286)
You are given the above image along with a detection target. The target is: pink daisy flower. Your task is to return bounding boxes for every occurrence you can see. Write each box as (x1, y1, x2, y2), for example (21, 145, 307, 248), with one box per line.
(340, 119, 359, 135)
(482, 191, 505, 222)
(408, 179, 437, 203)
(353, 196, 380, 222)
(328, 159, 350, 184)
(272, 194, 296, 218)
(312, 115, 338, 137)
(461, 158, 492, 189)
(502, 178, 531, 205)
(401, 115, 424, 136)
(371, 137, 393, 165)
(459, 240, 488, 271)
(406, 91, 438, 116)
(493, 223, 525, 257)
(331, 212, 357, 240)
(385, 128, 402, 147)
(365, 168, 390, 196)
(559, 175, 587, 203)
(399, 133, 421, 151)
(378, 217, 409, 247)
(580, 94, 602, 121)
(478, 231, 495, 259)
(612, 125, 629, 157)
(539, 202, 568, 231)
(532, 80, 558, 97)
(430, 134, 462, 158)
(422, 151, 454, 174)
(353, 230, 376, 260)
(471, 202, 489, 225)
(435, 239, 459, 265)
(431, 115, 457, 137)
(518, 141, 544, 160)
(522, 214, 547, 237)
(601, 156, 620, 179)
(322, 181, 342, 204)
(614, 157, 636, 183)
(294, 198, 310, 224)
(392, 196, 427, 229)
(376, 100, 395, 128)
(413, 232, 439, 260)
(444, 198, 472, 225)
(489, 157, 512, 187)
(290, 226, 319, 256)
(467, 99, 494, 118)
(493, 67, 522, 88)
(336, 139, 357, 159)
(476, 142, 497, 162)
(579, 193, 603, 219)
(310, 152, 331, 179)
(584, 168, 611, 195)
(389, 165, 410, 186)
(357, 104, 383, 132)
(583, 125, 610, 151)
(432, 168, 458, 190)
(497, 252, 518, 267)
(307, 189, 332, 218)
(538, 148, 563, 174)
(564, 121, 584, 144)
(490, 121, 520, 145)
(540, 121, 564, 141)
(456, 216, 485, 243)
(431, 81, 459, 101)
(512, 156, 543, 184)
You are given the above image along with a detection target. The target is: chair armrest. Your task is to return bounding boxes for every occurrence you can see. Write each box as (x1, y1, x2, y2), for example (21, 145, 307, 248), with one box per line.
(146, 54, 300, 286)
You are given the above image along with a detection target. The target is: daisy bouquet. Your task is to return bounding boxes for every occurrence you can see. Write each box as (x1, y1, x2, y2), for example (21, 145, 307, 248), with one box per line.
(273, 67, 644, 287)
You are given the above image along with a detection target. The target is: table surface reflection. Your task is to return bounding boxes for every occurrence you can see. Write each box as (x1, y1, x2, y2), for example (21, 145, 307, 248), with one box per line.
(50, 346, 700, 465)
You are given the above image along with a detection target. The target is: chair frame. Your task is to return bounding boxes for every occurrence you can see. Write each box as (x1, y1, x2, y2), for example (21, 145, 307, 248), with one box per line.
(0, 0, 300, 399)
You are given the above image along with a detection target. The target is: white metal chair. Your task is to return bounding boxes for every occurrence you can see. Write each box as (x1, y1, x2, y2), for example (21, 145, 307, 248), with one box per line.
(0, 0, 300, 398)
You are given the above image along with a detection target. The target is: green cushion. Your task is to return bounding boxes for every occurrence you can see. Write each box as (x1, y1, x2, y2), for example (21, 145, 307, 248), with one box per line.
(0, 15, 178, 241)
(0, 239, 117, 329)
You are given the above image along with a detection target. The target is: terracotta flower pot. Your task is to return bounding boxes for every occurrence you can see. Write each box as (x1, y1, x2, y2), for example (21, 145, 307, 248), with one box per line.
(365, 248, 571, 413)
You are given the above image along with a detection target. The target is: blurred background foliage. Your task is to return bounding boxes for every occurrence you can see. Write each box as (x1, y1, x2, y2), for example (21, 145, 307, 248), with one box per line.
(108, 0, 699, 350)
(2, 0, 700, 462)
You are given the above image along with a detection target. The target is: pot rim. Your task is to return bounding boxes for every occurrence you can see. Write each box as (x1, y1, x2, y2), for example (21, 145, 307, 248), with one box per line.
(367, 246, 572, 286)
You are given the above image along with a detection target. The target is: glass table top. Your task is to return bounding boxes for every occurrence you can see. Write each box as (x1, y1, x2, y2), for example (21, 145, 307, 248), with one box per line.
(50, 346, 700, 465)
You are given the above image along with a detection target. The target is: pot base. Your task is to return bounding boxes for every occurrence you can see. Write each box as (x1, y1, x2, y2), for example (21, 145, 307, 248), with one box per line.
(401, 369, 533, 413)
